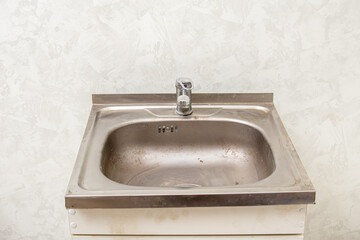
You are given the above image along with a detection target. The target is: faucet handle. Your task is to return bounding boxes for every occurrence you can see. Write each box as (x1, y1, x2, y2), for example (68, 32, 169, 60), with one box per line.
(175, 78, 193, 90)
(175, 77, 193, 116)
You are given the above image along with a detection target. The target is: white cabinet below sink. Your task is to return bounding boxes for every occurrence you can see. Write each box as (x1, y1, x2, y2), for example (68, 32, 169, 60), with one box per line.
(68, 204, 307, 239)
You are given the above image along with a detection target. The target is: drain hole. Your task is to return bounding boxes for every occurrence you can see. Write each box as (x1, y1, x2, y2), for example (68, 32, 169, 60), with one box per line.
(157, 125, 178, 133)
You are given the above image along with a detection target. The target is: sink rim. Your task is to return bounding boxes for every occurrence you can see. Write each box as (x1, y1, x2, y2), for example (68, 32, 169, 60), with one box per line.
(65, 93, 315, 209)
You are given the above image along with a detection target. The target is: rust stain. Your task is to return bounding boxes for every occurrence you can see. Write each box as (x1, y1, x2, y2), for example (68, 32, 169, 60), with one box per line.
(155, 209, 180, 222)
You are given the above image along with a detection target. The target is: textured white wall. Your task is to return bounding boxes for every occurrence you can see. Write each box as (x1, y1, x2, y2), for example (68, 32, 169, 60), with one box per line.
(0, 0, 359, 239)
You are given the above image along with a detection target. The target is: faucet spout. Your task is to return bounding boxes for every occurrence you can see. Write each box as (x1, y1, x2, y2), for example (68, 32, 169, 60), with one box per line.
(175, 78, 193, 116)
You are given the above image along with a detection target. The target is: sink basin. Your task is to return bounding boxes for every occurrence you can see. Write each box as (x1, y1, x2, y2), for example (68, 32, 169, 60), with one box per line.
(65, 93, 315, 208)
(102, 120, 275, 187)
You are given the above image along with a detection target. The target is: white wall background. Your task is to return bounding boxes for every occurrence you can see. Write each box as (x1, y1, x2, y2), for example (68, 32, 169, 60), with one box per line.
(0, 0, 359, 239)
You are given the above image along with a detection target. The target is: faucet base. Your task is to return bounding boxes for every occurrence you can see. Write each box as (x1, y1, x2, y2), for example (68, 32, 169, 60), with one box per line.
(176, 109, 193, 116)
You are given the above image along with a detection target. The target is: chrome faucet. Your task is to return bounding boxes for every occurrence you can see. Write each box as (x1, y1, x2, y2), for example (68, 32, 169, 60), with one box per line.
(175, 78, 193, 116)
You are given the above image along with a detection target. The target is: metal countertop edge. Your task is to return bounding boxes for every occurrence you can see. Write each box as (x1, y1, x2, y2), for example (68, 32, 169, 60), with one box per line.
(65, 191, 315, 209)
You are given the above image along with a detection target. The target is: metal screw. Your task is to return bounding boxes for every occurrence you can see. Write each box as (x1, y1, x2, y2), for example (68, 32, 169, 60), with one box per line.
(70, 222, 77, 228)
(299, 221, 304, 228)
(69, 209, 76, 215)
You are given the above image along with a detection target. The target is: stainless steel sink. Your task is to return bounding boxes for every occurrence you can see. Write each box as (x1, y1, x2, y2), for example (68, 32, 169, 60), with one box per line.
(102, 120, 275, 187)
(65, 93, 315, 208)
